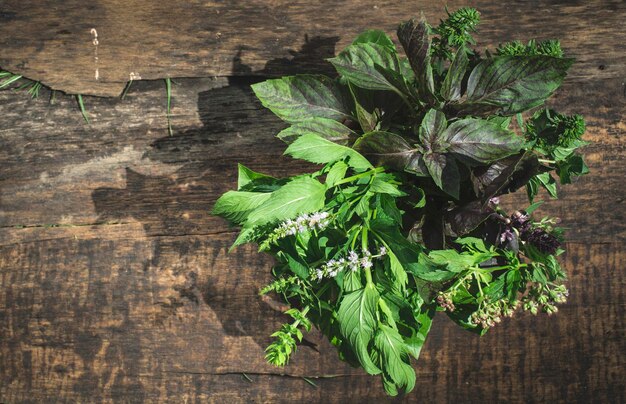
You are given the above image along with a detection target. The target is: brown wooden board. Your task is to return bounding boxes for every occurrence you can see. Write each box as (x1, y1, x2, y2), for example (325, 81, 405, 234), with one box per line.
(1, 1, 626, 402)
(0, 0, 624, 96)
(0, 70, 624, 401)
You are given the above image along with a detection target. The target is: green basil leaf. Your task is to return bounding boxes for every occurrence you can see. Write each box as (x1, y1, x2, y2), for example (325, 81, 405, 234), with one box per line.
(527, 176, 540, 202)
(355, 131, 428, 176)
(251, 75, 353, 123)
(328, 43, 401, 91)
(441, 48, 469, 101)
(285, 134, 373, 171)
(461, 56, 574, 115)
(556, 154, 589, 184)
(276, 117, 356, 145)
(536, 172, 558, 198)
(442, 118, 523, 163)
(245, 176, 326, 226)
(353, 29, 396, 51)
(338, 286, 382, 375)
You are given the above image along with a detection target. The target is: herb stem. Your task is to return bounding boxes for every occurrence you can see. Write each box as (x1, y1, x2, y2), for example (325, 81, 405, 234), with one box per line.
(334, 167, 384, 186)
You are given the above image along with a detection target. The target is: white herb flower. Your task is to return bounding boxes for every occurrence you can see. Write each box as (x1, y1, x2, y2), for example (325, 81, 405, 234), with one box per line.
(379, 246, 387, 256)
(361, 257, 373, 269)
(348, 251, 359, 263)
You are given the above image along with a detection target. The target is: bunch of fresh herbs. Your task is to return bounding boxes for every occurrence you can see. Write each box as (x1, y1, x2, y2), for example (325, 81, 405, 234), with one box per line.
(212, 7, 588, 395)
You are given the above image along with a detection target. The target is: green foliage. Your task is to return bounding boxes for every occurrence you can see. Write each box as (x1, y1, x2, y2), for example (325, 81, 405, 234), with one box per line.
(212, 7, 588, 396)
(496, 39, 564, 57)
(1, 68, 89, 122)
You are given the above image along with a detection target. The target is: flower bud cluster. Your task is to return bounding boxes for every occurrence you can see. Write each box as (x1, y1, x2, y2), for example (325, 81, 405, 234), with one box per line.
(311, 246, 387, 281)
(522, 284, 568, 315)
(470, 299, 520, 329)
(436, 291, 456, 312)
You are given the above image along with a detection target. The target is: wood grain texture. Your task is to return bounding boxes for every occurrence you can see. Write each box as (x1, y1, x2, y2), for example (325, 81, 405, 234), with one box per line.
(1, 73, 624, 401)
(1, 1, 625, 402)
(0, 0, 624, 96)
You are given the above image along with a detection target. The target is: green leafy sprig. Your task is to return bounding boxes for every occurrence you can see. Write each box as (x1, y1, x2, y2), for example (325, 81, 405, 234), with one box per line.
(213, 7, 588, 396)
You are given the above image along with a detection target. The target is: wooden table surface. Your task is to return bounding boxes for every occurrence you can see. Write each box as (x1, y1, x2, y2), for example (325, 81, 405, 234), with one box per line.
(0, 1, 624, 402)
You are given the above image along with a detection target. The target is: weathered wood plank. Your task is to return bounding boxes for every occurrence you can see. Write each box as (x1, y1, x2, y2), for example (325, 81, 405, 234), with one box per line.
(0, 0, 624, 96)
(1, 4, 625, 399)
(1, 232, 623, 402)
(1, 75, 624, 243)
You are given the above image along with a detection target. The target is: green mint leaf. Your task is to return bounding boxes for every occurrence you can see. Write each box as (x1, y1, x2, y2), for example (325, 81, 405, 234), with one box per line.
(251, 75, 353, 123)
(460, 56, 574, 115)
(276, 117, 356, 145)
(428, 249, 475, 272)
(404, 305, 435, 360)
(328, 43, 401, 91)
(412, 253, 456, 281)
(337, 286, 382, 375)
(455, 237, 489, 253)
(440, 47, 469, 101)
(397, 18, 435, 100)
(237, 164, 276, 190)
(212, 191, 272, 225)
(374, 324, 416, 396)
(442, 118, 524, 163)
(285, 134, 373, 171)
(245, 176, 326, 227)
(355, 131, 428, 176)
(281, 251, 310, 279)
(325, 161, 349, 187)
(386, 249, 409, 291)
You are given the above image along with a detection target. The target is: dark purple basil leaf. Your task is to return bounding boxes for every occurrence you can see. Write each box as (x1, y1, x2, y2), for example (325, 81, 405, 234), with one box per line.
(424, 153, 460, 199)
(442, 118, 523, 163)
(418, 109, 448, 151)
(445, 200, 492, 236)
(373, 64, 419, 102)
(397, 18, 435, 101)
(328, 43, 400, 91)
(440, 48, 469, 102)
(251, 75, 354, 123)
(471, 152, 542, 200)
(458, 56, 574, 116)
(354, 97, 378, 132)
(355, 131, 428, 176)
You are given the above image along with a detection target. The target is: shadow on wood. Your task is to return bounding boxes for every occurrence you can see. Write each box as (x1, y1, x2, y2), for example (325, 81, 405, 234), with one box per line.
(91, 36, 339, 350)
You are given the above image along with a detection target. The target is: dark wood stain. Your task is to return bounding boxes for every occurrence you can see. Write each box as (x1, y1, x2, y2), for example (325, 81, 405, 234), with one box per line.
(0, 1, 624, 402)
